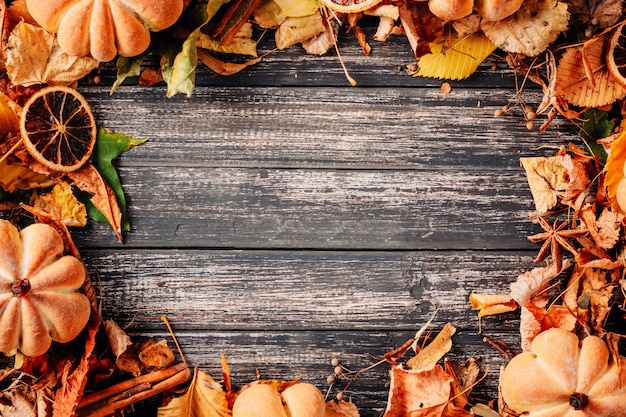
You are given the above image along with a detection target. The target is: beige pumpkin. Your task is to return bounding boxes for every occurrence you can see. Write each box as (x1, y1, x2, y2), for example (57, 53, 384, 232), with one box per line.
(25, 0, 184, 62)
(501, 328, 626, 416)
(0, 220, 91, 357)
(232, 382, 326, 417)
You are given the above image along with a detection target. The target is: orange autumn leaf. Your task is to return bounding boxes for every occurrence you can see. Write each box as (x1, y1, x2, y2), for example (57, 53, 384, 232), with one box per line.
(604, 130, 626, 213)
(555, 35, 626, 107)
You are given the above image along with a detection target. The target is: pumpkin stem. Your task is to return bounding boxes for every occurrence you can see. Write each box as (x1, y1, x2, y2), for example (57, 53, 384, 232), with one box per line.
(569, 393, 589, 410)
(12, 279, 31, 296)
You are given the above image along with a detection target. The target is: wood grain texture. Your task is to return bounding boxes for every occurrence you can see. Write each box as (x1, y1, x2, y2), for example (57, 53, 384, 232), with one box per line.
(71, 165, 543, 250)
(85, 249, 532, 331)
(85, 85, 573, 170)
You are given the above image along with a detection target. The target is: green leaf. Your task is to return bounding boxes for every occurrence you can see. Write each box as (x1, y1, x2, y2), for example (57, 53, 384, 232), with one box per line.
(580, 109, 613, 162)
(111, 55, 145, 94)
(89, 128, 146, 231)
(164, 4, 210, 98)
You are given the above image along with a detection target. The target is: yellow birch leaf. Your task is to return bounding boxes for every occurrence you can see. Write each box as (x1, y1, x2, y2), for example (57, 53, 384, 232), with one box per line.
(157, 368, 231, 417)
(414, 32, 496, 81)
(604, 130, 626, 213)
(555, 36, 626, 107)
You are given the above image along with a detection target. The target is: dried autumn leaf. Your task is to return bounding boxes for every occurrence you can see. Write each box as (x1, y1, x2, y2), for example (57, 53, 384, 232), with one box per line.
(520, 156, 568, 214)
(0, 160, 57, 193)
(32, 182, 87, 227)
(567, 0, 623, 28)
(555, 36, 626, 107)
(138, 339, 176, 370)
(580, 205, 623, 250)
(66, 164, 123, 242)
(398, 1, 443, 58)
(197, 23, 258, 57)
(469, 293, 517, 317)
(273, 0, 319, 17)
(555, 151, 591, 208)
(604, 130, 626, 213)
(157, 368, 230, 417)
(383, 365, 472, 417)
(198, 48, 263, 76)
(415, 32, 496, 80)
(302, 19, 338, 55)
(407, 323, 456, 371)
(0, 92, 20, 132)
(0, 390, 36, 417)
(275, 12, 326, 50)
(5, 22, 98, 86)
(325, 400, 361, 417)
(103, 319, 133, 363)
(579, 267, 615, 332)
(481, 0, 569, 57)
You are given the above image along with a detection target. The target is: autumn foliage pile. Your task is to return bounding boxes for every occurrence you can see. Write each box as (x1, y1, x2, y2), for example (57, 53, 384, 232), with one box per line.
(1, 0, 626, 416)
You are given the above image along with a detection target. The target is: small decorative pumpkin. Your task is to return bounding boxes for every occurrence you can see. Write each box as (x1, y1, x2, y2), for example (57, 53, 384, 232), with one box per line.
(501, 328, 626, 416)
(0, 220, 91, 357)
(25, 0, 184, 62)
(232, 382, 326, 417)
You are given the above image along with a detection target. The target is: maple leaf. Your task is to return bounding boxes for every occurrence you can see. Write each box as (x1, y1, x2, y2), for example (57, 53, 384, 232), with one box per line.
(157, 368, 231, 417)
(5, 22, 98, 86)
(481, 0, 569, 57)
(32, 182, 87, 227)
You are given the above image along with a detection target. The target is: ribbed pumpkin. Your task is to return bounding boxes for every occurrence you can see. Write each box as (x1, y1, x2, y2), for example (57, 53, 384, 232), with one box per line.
(501, 328, 626, 416)
(25, 0, 184, 62)
(0, 220, 91, 357)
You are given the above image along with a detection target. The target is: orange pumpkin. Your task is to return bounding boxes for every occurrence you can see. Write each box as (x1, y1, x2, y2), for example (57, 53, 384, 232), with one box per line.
(25, 0, 184, 62)
(0, 220, 91, 357)
(501, 328, 626, 416)
(232, 382, 326, 417)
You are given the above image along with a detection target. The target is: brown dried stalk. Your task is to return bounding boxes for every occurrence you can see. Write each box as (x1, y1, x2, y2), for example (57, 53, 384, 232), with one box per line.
(75, 363, 192, 417)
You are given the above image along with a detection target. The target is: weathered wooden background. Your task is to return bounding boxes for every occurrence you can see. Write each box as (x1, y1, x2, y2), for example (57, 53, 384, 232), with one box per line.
(68, 27, 575, 415)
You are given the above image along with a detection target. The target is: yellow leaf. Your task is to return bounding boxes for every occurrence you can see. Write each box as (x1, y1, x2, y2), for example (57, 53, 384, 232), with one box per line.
(604, 130, 626, 213)
(414, 32, 496, 81)
(197, 23, 258, 57)
(469, 293, 518, 317)
(273, 0, 319, 17)
(275, 13, 326, 50)
(0, 160, 56, 193)
(0, 92, 20, 133)
(32, 182, 87, 227)
(158, 369, 231, 417)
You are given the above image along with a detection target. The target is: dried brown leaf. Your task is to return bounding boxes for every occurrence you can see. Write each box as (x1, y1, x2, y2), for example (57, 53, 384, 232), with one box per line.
(198, 48, 263, 76)
(580, 205, 623, 250)
(520, 156, 568, 213)
(302, 19, 338, 55)
(481, 0, 569, 57)
(469, 293, 517, 317)
(275, 13, 326, 50)
(65, 164, 123, 242)
(556, 152, 591, 208)
(138, 339, 176, 370)
(5, 22, 98, 86)
(407, 323, 456, 371)
(157, 368, 230, 417)
(555, 36, 626, 107)
(103, 319, 133, 361)
(325, 400, 361, 417)
(397, 1, 443, 58)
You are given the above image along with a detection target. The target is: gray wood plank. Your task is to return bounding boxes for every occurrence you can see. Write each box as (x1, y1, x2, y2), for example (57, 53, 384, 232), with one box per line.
(85, 249, 534, 332)
(71, 166, 541, 249)
(85, 85, 572, 170)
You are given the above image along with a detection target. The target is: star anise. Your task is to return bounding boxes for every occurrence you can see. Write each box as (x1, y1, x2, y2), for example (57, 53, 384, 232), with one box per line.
(528, 217, 588, 273)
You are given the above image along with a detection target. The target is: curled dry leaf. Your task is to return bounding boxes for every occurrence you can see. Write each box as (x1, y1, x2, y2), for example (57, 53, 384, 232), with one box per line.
(604, 130, 626, 213)
(275, 12, 326, 50)
(407, 323, 456, 371)
(481, 0, 569, 57)
(580, 205, 623, 250)
(469, 293, 517, 317)
(32, 182, 87, 227)
(520, 156, 568, 214)
(5, 22, 98, 86)
(555, 36, 626, 108)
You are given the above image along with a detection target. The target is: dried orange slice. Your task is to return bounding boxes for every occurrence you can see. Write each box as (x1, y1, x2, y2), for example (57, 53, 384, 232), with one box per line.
(320, 0, 383, 13)
(19, 86, 96, 172)
(608, 20, 626, 88)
